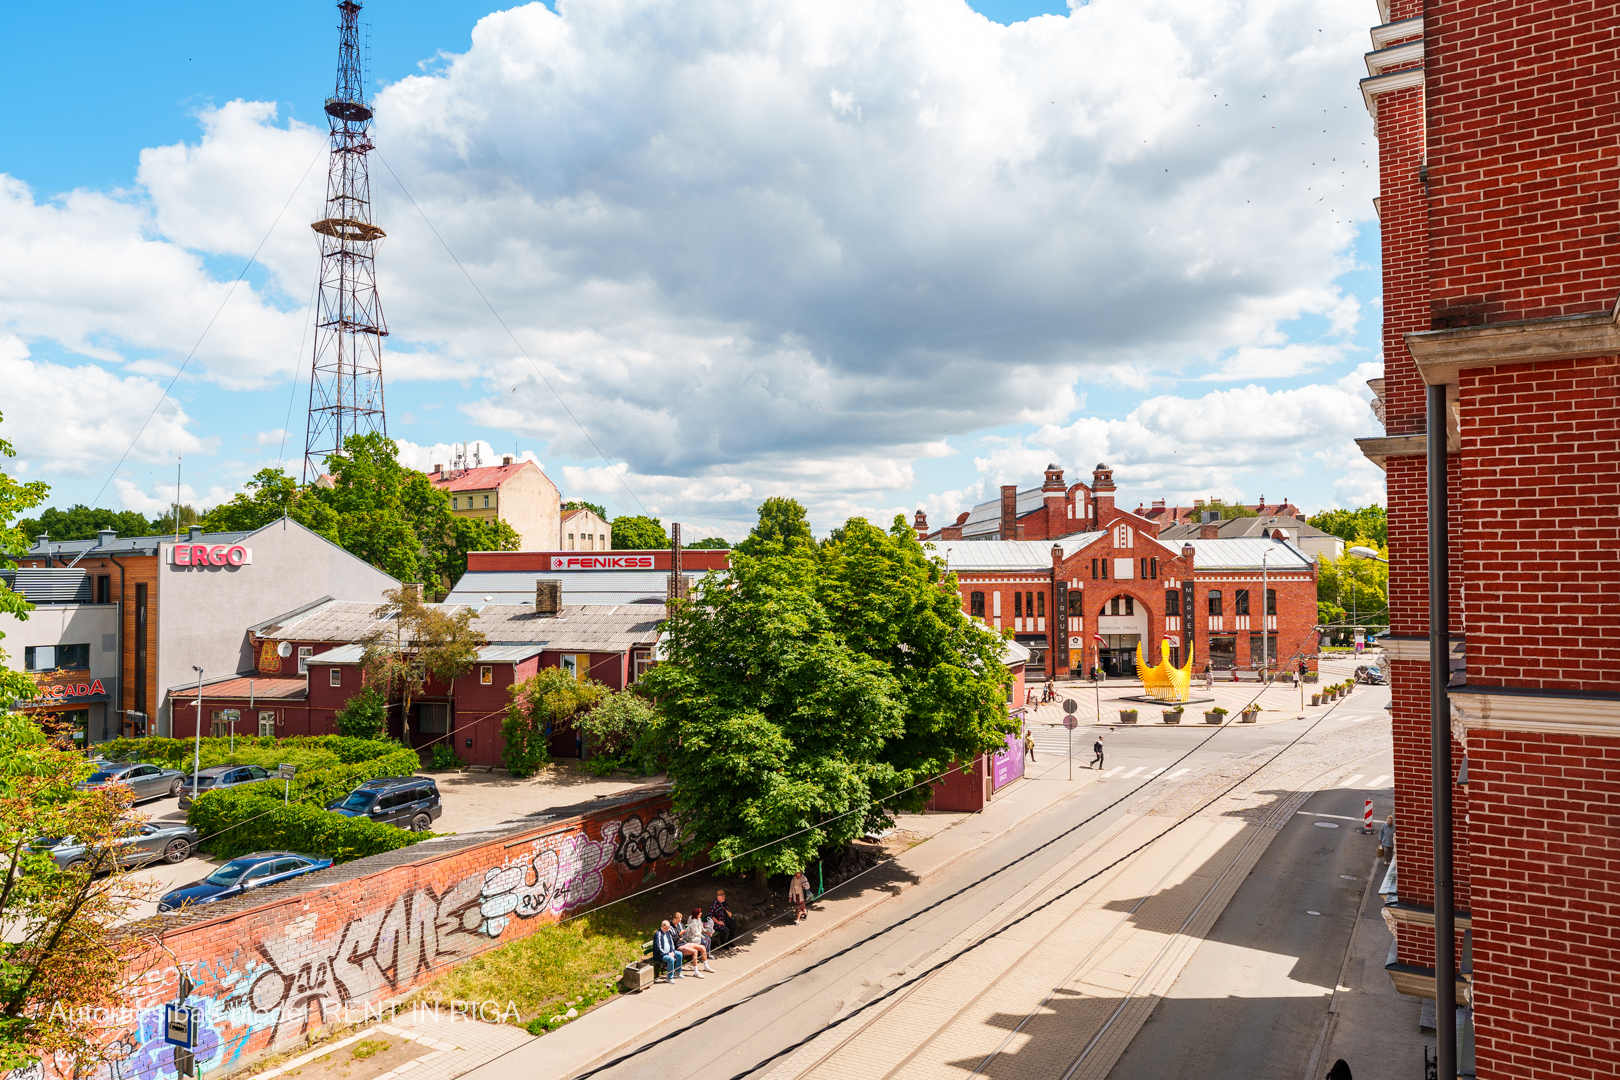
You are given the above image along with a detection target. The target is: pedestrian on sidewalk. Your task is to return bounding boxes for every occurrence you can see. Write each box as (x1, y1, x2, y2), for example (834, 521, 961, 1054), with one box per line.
(654, 920, 685, 982)
(788, 868, 810, 923)
(1091, 733, 1105, 770)
(1378, 815, 1395, 860)
(1325, 1059, 1352, 1080)
(708, 890, 737, 948)
(1024, 728, 1036, 761)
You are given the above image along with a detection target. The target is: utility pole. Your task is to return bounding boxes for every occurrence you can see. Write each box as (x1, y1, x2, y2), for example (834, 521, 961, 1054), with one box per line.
(190, 666, 204, 801)
(303, 0, 388, 481)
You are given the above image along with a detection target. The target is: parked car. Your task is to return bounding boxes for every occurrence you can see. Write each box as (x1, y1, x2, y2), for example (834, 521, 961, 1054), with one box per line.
(156, 851, 333, 912)
(35, 821, 200, 872)
(326, 776, 442, 832)
(177, 764, 274, 810)
(77, 762, 187, 802)
(1354, 664, 1387, 686)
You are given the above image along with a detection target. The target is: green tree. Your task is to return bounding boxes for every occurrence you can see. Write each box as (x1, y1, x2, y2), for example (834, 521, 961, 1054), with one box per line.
(199, 468, 341, 539)
(686, 536, 730, 549)
(360, 585, 485, 748)
(562, 500, 609, 520)
(334, 686, 389, 740)
(13, 506, 152, 543)
(1205, 499, 1259, 520)
(639, 508, 1013, 880)
(734, 496, 814, 556)
(1309, 505, 1388, 546)
(501, 669, 607, 776)
(147, 504, 199, 535)
(610, 515, 668, 550)
(1, 412, 49, 709)
(574, 689, 660, 773)
(1316, 542, 1389, 644)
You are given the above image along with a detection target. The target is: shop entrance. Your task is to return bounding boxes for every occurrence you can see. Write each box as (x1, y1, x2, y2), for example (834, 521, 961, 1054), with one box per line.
(1015, 634, 1050, 679)
(1100, 633, 1142, 678)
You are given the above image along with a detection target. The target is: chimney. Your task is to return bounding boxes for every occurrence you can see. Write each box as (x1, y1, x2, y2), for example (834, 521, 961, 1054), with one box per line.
(1015, 522, 1026, 540)
(667, 523, 686, 603)
(1201, 510, 1221, 524)
(433, 463, 442, 474)
(502, 455, 513, 466)
(187, 525, 204, 542)
(97, 528, 115, 549)
(1090, 464, 1115, 526)
(913, 509, 928, 540)
(942, 514, 965, 540)
(1042, 464, 1065, 531)
(1199, 521, 1220, 539)
(534, 579, 561, 617)
(35, 533, 50, 567)
(1182, 542, 1196, 570)
(1000, 485, 1017, 539)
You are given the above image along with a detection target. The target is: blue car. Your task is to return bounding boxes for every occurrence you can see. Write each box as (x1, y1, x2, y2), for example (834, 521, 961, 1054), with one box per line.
(156, 851, 332, 912)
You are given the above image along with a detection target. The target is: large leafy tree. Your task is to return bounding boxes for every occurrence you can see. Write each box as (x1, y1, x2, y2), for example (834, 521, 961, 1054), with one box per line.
(198, 436, 518, 590)
(1317, 541, 1389, 643)
(501, 669, 607, 776)
(1, 412, 49, 707)
(561, 499, 608, 520)
(639, 507, 1013, 880)
(610, 515, 668, 550)
(735, 496, 814, 556)
(1309, 505, 1388, 546)
(13, 506, 152, 543)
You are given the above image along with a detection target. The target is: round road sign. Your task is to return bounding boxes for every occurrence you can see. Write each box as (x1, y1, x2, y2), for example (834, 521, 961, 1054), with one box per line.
(1062, 699, 1078, 714)
(1062, 715, 1079, 730)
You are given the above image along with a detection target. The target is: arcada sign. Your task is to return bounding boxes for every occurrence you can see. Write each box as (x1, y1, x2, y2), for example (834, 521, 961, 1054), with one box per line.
(27, 677, 115, 706)
(550, 555, 654, 570)
(168, 544, 253, 568)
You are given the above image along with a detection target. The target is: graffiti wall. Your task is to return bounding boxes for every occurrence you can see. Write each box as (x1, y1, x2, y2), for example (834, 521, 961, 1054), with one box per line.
(28, 792, 683, 1080)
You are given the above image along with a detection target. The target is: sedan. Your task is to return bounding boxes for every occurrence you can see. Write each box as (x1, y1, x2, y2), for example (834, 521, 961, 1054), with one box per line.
(156, 851, 333, 913)
(78, 762, 187, 803)
(37, 821, 200, 872)
(177, 764, 273, 810)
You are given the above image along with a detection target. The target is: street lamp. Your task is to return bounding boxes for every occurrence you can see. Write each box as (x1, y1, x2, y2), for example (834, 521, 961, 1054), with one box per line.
(1349, 545, 1388, 564)
(191, 665, 204, 803)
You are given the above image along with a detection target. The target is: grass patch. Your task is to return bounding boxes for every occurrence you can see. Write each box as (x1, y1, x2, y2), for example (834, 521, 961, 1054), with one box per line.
(421, 905, 651, 1030)
(349, 1040, 389, 1060)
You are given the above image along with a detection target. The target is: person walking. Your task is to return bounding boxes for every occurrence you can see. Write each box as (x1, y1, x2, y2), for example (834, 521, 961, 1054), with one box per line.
(1378, 815, 1395, 860)
(1325, 1059, 1353, 1080)
(1091, 733, 1105, 770)
(653, 920, 685, 982)
(788, 868, 811, 923)
(1024, 728, 1036, 762)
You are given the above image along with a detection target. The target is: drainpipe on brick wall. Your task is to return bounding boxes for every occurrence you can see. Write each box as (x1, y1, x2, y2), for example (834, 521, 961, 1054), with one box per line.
(1428, 383, 1457, 1080)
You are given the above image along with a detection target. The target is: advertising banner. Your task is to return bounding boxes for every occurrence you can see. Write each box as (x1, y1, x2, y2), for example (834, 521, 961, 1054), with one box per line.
(991, 732, 1026, 790)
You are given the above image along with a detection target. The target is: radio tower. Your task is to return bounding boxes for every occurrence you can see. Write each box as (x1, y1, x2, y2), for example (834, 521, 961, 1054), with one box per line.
(303, 0, 387, 482)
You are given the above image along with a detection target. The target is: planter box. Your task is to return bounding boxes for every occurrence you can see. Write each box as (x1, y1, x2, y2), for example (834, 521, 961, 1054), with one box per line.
(1204, 712, 1225, 724)
(1311, 694, 1323, 706)
(1118, 710, 1138, 724)
(1162, 711, 1182, 724)
(621, 960, 655, 992)
(1303, 672, 1319, 684)
(1240, 708, 1260, 723)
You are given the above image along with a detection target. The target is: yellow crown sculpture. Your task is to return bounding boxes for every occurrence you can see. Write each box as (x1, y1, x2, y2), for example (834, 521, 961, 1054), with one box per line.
(1136, 639, 1194, 703)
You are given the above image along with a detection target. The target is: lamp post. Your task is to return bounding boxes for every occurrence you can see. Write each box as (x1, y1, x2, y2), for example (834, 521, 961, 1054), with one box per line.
(190, 665, 204, 803)
(1260, 547, 1270, 678)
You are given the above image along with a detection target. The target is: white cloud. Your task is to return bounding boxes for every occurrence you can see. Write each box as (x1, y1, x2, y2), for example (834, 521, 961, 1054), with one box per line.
(0, 336, 208, 478)
(4, 0, 1382, 532)
(254, 428, 289, 446)
(113, 479, 233, 517)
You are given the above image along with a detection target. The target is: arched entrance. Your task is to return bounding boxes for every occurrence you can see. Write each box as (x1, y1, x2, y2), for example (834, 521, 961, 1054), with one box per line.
(1096, 594, 1148, 677)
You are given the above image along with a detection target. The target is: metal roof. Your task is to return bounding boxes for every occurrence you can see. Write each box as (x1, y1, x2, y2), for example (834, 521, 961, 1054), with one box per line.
(1187, 537, 1314, 570)
(254, 600, 387, 642)
(927, 535, 1104, 571)
(169, 674, 308, 700)
(1160, 515, 1333, 542)
(24, 529, 254, 560)
(428, 461, 541, 493)
(301, 604, 666, 660)
(0, 569, 92, 604)
(473, 644, 548, 662)
(959, 488, 1048, 537)
(445, 569, 698, 607)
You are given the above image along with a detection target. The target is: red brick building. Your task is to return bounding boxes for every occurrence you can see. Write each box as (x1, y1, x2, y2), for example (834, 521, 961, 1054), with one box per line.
(929, 527, 1318, 681)
(1355, 0, 1620, 1074)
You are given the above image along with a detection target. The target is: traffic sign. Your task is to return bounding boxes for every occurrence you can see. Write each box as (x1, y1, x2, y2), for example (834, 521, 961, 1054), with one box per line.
(164, 1003, 199, 1049)
(1062, 715, 1079, 730)
(173, 1048, 195, 1077)
(1062, 699, 1078, 714)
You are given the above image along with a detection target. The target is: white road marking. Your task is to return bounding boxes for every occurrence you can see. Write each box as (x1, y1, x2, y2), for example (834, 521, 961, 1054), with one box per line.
(1337, 774, 1366, 787)
(1365, 774, 1391, 788)
(1146, 767, 1166, 777)
(1167, 768, 1191, 779)
(1102, 767, 1124, 777)
(1122, 767, 1145, 778)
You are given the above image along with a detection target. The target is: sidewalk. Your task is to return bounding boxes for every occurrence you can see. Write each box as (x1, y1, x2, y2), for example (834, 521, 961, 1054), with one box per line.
(301, 760, 1105, 1080)
(1022, 680, 1383, 730)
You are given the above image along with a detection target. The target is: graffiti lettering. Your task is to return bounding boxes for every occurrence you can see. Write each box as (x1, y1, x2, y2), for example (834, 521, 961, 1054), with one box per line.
(614, 811, 683, 869)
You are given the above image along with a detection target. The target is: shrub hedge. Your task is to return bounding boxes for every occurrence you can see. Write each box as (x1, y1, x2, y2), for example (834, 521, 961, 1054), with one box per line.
(101, 735, 405, 772)
(187, 788, 429, 863)
(201, 746, 423, 809)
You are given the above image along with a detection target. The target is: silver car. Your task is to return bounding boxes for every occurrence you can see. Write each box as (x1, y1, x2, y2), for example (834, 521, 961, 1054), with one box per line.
(37, 821, 200, 872)
(177, 764, 273, 810)
(79, 762, 187, 802)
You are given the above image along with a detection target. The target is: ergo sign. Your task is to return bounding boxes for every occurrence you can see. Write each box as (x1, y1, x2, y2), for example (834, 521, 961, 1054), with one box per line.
(168, 544, 253, 568)
(551, 555, 654, 570)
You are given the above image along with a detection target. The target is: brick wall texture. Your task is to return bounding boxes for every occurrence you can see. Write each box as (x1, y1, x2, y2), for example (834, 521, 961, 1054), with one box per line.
(51, 791, 685, 1080)
(1369, 0, 1620, 1074)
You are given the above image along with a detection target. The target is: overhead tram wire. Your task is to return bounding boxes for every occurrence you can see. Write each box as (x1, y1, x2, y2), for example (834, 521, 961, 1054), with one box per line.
(87, 143, 327, 509)
(373, 152, 651, 517)
(557, 642, 1334, 1079)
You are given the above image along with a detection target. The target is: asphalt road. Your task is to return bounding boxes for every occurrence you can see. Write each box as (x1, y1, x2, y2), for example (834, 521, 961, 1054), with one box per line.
(582, 681, 1391, 1080)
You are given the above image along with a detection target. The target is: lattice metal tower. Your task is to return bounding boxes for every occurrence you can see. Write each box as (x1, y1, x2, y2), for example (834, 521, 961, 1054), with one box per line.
(303, 0, 387, 482)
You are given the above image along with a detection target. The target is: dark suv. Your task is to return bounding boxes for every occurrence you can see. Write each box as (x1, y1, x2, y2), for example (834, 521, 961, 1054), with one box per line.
(326, 777, 442, 832)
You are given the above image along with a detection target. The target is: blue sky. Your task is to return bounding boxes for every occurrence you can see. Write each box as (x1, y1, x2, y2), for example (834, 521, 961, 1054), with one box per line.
(1, 0, 1386, 539)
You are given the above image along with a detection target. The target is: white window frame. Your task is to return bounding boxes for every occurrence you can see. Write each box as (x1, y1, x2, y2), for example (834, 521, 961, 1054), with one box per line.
(329, 667, 342, 687)
(297, 646, 314, 674)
